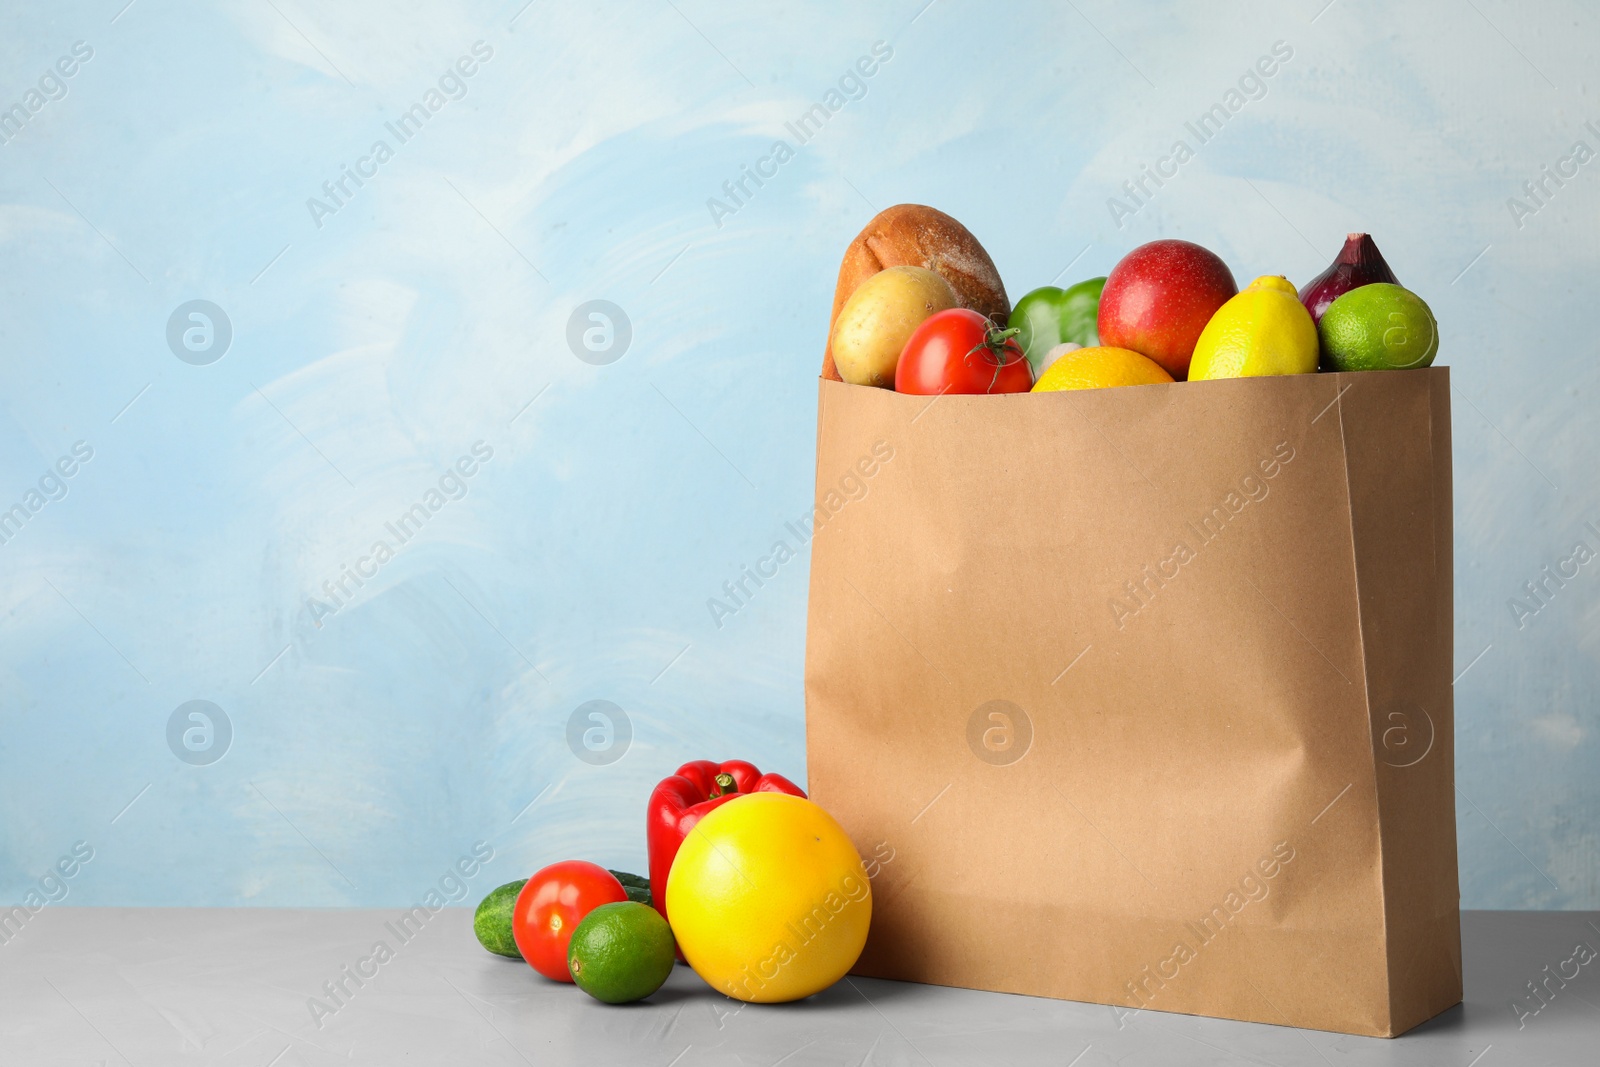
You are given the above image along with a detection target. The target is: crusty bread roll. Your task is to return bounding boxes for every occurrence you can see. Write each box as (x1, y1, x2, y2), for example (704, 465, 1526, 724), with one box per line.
(822, 205, 1009, 381)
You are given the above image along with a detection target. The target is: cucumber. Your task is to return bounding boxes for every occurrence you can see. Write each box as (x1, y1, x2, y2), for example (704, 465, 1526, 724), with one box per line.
(473, 880, 526, 958)
(610, 869, 651, 906)
(473, 870, 652, 958)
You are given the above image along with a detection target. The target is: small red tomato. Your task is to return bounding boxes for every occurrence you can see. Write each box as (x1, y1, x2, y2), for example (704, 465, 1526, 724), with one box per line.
(895, 308, 1034, 395)
(511, 861, 629, 981)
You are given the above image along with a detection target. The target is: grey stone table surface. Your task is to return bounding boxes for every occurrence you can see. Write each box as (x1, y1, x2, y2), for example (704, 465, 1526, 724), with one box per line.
(2, 908, 1594, 1065)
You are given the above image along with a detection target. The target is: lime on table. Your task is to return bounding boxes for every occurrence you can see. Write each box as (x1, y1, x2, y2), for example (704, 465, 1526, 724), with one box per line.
(567, 901, 676, 1004)
(1318, 282, 1438, 371)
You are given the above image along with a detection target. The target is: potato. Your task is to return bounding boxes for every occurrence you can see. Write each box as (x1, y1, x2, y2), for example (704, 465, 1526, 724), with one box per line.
(829, 266, 958, 388)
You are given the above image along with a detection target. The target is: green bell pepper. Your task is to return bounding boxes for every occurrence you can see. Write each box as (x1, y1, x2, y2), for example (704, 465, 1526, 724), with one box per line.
(1009, 277, 1106, 376)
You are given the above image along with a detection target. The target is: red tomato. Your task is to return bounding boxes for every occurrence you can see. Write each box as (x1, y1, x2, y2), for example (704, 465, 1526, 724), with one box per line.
(511, 860, 628, 981)
(895, 308, 1034, 395)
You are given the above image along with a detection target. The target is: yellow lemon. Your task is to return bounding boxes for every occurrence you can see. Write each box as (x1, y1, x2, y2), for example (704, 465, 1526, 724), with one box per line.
(1188, 275, 1318, 380)
(1031, 345, 1175, 391)
(666, 793, 871, 1003)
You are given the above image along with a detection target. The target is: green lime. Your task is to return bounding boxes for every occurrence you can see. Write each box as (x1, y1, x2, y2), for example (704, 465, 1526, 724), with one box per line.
(1317, 282, 1438, 372)
(567, 902, 676, 1004)
(473, 879, 527, 959)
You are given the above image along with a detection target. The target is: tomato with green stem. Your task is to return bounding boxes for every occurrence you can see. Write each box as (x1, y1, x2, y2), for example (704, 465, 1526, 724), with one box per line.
(511, 861, 629, 981)
(894, 309, 1034, 395)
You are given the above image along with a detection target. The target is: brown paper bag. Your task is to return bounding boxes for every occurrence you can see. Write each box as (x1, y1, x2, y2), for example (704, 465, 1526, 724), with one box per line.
(804, 367, 1460, 1037)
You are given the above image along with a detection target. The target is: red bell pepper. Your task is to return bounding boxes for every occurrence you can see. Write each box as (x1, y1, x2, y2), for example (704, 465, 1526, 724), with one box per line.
(647, 759, 805, 928)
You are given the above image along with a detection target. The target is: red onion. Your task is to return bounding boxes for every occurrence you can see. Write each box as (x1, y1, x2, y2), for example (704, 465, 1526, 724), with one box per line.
(1298, 234, 1399, 325)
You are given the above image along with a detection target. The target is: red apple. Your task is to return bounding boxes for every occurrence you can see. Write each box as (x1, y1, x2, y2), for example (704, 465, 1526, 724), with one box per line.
(1097, 240, 1238, 380)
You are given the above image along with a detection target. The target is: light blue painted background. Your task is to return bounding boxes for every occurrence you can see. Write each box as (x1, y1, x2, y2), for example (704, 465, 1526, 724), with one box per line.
(0, 0, 1594, 910)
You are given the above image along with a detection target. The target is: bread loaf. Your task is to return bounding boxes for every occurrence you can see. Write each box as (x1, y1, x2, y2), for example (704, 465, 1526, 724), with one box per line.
(822, 205, 1009, 381)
